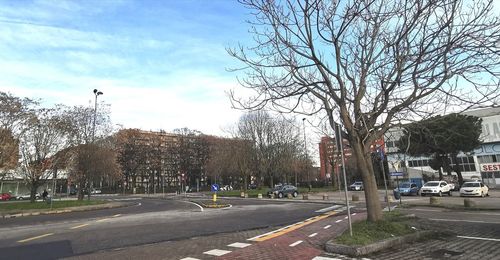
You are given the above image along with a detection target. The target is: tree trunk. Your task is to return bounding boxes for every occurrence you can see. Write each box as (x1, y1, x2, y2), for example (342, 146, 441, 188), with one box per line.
(451, 154, 464, 186)
(350, 141, 383, 222)
(29, 182, 38, 203)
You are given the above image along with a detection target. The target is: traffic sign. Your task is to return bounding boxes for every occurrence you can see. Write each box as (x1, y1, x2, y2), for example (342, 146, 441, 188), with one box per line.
(390, 172, 404, 177)
(211, 184, 220, 192)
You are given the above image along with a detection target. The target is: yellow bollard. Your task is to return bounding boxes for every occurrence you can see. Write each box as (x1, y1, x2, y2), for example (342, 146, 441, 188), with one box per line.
(213, 193, 217, 202)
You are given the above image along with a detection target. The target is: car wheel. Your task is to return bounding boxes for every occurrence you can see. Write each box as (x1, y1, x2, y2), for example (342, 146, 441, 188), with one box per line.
(292, 191, 298, 197)
(18, 197, 23, 200)
(449, 191, 452, 196)
(278, 192, 283, 198)
(421, 193, 425, 197)
(438, 191, 442, 197)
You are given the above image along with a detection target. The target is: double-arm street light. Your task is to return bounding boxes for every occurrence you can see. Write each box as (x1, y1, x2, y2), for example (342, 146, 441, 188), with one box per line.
(92, 89, 103, 142)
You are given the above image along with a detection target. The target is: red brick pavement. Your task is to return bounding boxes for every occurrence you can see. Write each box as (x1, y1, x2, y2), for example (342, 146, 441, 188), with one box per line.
(217, 211, 367, 260)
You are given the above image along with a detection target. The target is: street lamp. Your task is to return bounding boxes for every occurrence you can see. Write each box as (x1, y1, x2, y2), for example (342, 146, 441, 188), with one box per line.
(302, 118, 310, 190)
(92, 89, 103, 142)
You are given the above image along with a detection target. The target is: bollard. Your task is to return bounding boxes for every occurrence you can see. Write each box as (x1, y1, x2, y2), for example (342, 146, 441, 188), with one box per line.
(302, 194, 309, 200)
(464, 198, 476, 208)
(430, 196, 440, 205)
(240, 191, 245, 198)
(257, 193, 262, 199)
(352, 194, 359, 201)
(323, 194, 329, 200)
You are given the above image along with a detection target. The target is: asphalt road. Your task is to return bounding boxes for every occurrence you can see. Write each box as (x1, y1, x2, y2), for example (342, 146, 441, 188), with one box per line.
(0, 196, 332, 259)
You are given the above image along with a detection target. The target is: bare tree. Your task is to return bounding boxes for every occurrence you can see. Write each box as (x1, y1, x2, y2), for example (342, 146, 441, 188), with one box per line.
(229, 0, 500, 221)
(237, 111, 305, 187)
(18, 108, 68, 202)
(0, 92, 35, 177)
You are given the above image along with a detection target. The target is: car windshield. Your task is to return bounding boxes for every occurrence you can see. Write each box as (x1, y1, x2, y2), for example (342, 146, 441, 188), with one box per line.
(424, 182, 439, 187)
(353, 182, 362, 185)
(399, 183, 411, 188)
(462, 182, 480, 187)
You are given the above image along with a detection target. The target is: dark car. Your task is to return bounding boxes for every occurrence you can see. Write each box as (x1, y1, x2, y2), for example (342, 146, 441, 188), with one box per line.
(0, 193, 13, 201)
(267, 185, 298, 198)
(394, 182, 420, 196)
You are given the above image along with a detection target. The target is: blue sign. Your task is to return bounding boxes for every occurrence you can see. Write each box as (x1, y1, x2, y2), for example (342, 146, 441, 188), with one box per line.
(211, 184, 220, 192)
(390, 172, 404, 177)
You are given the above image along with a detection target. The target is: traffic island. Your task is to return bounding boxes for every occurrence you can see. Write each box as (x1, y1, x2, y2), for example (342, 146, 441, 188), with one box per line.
(325, 230, 437, 256)
(198, 202, 231, 208)
(325, 211, 443, 257)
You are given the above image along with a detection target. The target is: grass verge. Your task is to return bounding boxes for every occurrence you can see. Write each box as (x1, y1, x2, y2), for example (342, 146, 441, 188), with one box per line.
(335, 211, 416, 246)
(0, 200, 106, 212)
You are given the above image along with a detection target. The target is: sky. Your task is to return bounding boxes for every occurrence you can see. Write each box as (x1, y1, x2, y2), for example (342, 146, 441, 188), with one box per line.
(0, 0, 255, 137)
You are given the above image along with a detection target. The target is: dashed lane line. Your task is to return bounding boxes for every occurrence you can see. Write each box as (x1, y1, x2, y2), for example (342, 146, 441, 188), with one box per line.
(96, 218, 111, 222)
(309, 233, 318, 238)
(289, 240, 303, 247)
(324, 225, 332, 229)
(70, 224, 90, 229)
(457, 236, 500, 242)
(180, 258, 200, 260)
(18, 233, 54, 243)
(335, 220, 343, 223)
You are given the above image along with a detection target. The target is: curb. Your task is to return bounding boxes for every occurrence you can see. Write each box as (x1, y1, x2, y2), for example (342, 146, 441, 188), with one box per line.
(404, 204, 500, 211)
(1, 201, 136, 219)
(325, 230, 439, 256)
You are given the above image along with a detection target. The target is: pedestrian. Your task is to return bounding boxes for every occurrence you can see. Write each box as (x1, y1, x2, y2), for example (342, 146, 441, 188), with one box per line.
(42, 189, 48, 201)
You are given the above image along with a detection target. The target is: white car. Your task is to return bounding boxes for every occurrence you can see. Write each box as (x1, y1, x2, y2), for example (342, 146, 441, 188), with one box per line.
(460, 181, 489, 197)
(420, 181, 452, 196)
(349, 181, 364, 191)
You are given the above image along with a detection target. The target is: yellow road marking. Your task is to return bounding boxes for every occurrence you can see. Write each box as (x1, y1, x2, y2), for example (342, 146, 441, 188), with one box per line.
(18, 233, 54, 243)
(70, 224, 90, 229)
(252, 211, 338, 242)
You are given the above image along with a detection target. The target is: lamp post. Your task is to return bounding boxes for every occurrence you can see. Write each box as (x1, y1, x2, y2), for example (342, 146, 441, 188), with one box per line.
(302, 118, 310, 190)
(92, 89, 103, 142)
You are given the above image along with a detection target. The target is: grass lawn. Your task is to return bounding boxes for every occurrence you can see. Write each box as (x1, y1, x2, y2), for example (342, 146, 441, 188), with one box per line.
(335, 211, 416, 246)
(0, 200, 106, 212)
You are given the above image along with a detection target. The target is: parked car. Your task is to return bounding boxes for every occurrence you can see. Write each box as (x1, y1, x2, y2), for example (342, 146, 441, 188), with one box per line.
(349, 181, 364, 191)
(420, 181, 452, 196)
(267, 185, 298, 198)
(460, 181, 489, 197)
(0, 193, 13, 201)
(394, 182, 420, 196)
(91, 189, 102, 194)
(16, 193, 41, 200)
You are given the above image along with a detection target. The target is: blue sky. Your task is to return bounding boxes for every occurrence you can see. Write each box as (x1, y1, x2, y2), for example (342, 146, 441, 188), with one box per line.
(0, 0, 253, 135)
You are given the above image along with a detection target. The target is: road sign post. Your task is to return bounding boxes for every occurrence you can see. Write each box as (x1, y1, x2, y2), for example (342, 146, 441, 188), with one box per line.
(211, 184, 219, 203)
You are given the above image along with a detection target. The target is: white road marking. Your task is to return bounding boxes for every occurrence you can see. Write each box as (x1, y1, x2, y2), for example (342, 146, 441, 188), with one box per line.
(18, 233, 54, 243)
(182, 201, 204, 212)
(335, 219, 343, 223)
(315, 205, 343, 213)
(429, 218, 500, 224)
(289, 240, 303, 247)
(312, 257, 343, 260)
(203, 249, 231, 256)
(457, 236, 500, 242)
(352, 213, 357, 216)
(228, 242, 251, 248)
(70, 224, 89, 229)
(324, 225, 332, 229)
(113, 214, 122, 217)
(180, 258, 200, 260)
(96, 218, 111, 222)
(344, 216, 348, 219)
(308, 233, 318, 237)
